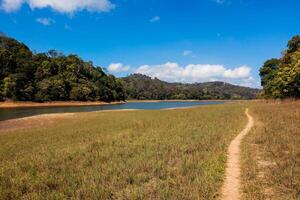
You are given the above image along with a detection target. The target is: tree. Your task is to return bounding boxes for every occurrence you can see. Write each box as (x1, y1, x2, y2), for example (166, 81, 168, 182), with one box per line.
(287, 35, 300, 53)
(259, 59, 280, 97)
(259, 35, 300, 99)
(274, 52, 300, 98)
(3, 76, 15, 99)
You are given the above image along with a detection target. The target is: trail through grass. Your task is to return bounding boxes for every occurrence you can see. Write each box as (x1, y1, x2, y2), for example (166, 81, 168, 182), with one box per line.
(241, 101, 300, 200)
(221, 108, 254, 200)
(0, 104, 246, 200)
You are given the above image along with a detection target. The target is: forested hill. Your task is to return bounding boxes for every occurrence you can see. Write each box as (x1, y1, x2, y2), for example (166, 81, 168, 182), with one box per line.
(122, 74, 260, 100)
(0, 35, 259, 102)
(0, 35, 125, 102)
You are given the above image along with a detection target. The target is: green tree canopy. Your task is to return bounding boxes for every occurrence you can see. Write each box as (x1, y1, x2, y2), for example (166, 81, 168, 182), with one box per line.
(259, 35, 300, 99)
(0, 35, 125, 102)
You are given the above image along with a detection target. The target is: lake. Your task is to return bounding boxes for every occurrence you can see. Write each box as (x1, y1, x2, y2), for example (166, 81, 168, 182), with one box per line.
(0, 101, 224, 121)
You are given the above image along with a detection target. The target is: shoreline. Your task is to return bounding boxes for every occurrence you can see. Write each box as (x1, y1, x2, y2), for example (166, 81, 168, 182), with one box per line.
(0, 99, 250, 109)
(126, 99, 231, 103)
(0, 100, 227, 123)
(0, 99, 234, 109)
(0, 101, 125, 109)
(0, 109, 139, 133)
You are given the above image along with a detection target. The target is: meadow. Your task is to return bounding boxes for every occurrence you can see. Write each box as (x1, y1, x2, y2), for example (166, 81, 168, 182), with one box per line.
(1, 101, 299, 200)
(241, 101, 300, 200)
(0, 104, 247, 200)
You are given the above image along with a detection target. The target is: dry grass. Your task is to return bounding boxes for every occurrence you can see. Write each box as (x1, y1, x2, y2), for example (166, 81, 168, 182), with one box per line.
(241, 101, 300, 200)
(0, 104, 246, 200)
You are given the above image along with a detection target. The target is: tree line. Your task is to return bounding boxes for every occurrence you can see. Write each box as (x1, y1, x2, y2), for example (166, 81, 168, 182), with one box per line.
(260, 35, 300, 99)
(0, 35, 125, 102)
(122, 74, 259, 100)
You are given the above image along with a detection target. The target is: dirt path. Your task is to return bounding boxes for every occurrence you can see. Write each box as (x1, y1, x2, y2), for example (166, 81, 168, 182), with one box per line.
(221, 108, 254, 200)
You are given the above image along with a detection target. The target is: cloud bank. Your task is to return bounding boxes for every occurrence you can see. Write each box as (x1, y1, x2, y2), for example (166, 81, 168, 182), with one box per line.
(134, 62, 256, 87)
(1, 0, 115, 13)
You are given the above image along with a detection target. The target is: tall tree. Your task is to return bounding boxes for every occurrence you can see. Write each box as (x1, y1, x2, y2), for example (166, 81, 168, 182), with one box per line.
(259, 35, 300, 99)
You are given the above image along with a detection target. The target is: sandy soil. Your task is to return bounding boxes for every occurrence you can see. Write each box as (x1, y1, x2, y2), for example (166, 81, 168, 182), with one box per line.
(162, 106, 197, 110)
(0, 101, 125, 109)
(0, 113, 76, 134)
(0, 109, 139, 134)
(221, 108, 254, 200)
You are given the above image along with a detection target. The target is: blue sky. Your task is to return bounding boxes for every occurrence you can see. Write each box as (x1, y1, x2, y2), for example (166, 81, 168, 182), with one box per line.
(1, 0, 300, 88)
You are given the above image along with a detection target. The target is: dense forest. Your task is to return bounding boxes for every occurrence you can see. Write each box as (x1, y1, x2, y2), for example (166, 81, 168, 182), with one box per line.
(0, 35, 260, 102)
(0, 35, 125, 102)
(260, 35, 300, 99)
(122, 74, 259, 100)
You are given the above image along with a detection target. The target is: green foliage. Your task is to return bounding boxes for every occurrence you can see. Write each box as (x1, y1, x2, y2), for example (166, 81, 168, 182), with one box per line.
(287, 35, 300, 53)
(259, 35, 300, 99)
(123, 74, 259, 100)
(0, 35, 125, 102)
(259, 58, 280, 98)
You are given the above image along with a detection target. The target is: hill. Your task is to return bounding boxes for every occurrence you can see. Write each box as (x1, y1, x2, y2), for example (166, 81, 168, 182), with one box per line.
(0, 35, 125, 102)
(122, 74, 260, 100)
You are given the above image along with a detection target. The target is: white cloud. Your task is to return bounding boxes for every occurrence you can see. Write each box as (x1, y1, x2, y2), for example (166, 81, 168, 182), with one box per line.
(1, 0, 22, 11)
(36, 17, 55, 26)
(1, 0, 115, 13)
(150, 16, 160, 23)
(135, 62, 256, 87)
(223, 65, 251, 78)
(214, 0, 226, 4)
(108, 63, 130, 73)
(182, 50, 192, 56)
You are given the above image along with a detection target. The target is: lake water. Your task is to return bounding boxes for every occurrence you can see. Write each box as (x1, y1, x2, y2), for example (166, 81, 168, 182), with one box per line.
(0, 101, 224, 121)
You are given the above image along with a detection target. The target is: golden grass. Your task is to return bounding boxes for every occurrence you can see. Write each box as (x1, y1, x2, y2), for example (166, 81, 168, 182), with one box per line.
(0, 104, 246, 199)
(241, 101, 300, 200)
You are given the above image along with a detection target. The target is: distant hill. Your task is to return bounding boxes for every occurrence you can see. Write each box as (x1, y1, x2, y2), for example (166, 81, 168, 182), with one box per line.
(122, 74, 260, 100)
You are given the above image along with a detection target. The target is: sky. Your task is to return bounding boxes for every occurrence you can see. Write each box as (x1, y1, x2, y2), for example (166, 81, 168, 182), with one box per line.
(1, 0, 300, 88)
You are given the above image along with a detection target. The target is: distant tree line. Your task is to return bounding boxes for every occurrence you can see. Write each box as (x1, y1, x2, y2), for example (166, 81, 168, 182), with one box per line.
(260, 36, 300, 99)
(0, 35, 125, 102)
(122, 74, 259, 100)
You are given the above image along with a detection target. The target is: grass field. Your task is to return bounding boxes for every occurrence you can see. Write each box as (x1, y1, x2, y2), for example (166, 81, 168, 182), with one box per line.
(0, 104, 247, 200)
(241, 101, 300, 200)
